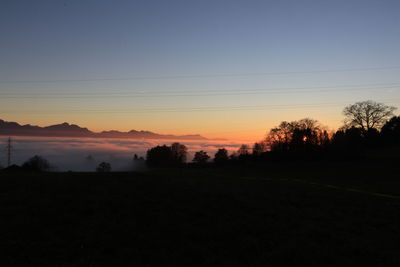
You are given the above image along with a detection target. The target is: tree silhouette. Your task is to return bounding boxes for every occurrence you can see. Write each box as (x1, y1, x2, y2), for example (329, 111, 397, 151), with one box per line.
(343, 100, 396, 131)
(146, 145, 173, 167)
(237, 144, 252, 161)
(252, 142, 266, 156)
(267, 121, 292, 152)
(22, 155, 50, 171)
(266, 118, 326, 153)
(171, 142, 188, 164)
(214, 148, 229, 164)
(381, 116, 400, 144)
(193, 150, 210, 164)
(331, 127, 364, 156)
(96, 162, 111, 172)
(238, 144, 250, 156)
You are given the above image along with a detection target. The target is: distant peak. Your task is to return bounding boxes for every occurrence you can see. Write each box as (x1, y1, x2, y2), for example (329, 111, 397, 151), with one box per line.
(0, 119, 208, 140)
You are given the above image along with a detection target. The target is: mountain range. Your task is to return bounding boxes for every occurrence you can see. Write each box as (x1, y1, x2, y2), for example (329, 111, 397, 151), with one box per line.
(0, 119, 207, 140)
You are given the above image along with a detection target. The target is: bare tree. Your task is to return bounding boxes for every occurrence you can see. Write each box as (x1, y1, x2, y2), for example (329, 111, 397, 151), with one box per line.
(265, 118, 326, 152)
(343, 100, 396, 131)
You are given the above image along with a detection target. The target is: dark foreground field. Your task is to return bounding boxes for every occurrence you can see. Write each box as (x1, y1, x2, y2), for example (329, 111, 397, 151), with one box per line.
(1, 160, 400, 266)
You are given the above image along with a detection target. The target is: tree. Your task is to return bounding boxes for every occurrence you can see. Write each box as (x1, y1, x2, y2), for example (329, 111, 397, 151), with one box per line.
(22, 155, 51, 171)
(96, 162, 111, 172)
(265, 118, 326, 152)
(192, 150, 210, 164)
(237, 144, 252, 161)
(266, 121, 293, 151)
(238, 144, 250, 156)
(85, 155, 94, 162)
(146, 145, 173, 167)
(171, 142, 188, 164)
(331, 127, 364, 156)
(343, 100, 396, 131)
(214, 148, 229, 164)
(381, 116, 400, 144)
(133, 154, 145, 161)
(252, 142, 266, 156)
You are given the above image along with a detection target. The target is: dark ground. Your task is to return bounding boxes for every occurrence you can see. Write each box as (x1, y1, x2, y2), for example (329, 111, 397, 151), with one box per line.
(0, 159, 400, 266)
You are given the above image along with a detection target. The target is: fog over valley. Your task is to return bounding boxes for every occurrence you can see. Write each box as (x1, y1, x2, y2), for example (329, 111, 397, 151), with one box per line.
(1, 136, 244, 171)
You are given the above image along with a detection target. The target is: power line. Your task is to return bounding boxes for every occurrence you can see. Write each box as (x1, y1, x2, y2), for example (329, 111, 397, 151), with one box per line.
(1, 83, 399, 99)
(1, 99, 399, 114)
(1, 66, 400, 84)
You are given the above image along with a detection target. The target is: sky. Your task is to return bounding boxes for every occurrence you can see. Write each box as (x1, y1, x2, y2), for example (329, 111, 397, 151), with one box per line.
(1, 0, 400, 141)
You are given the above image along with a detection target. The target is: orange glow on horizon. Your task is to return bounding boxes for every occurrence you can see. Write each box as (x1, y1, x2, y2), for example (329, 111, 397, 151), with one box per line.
(2, 110, 343, 144)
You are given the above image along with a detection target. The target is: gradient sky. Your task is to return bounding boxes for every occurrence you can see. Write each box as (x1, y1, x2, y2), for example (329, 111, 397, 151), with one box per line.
(1, 0, 400, 141)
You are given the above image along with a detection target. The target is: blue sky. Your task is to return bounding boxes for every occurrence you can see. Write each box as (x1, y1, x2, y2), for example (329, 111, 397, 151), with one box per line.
(1, 0, 399, 140)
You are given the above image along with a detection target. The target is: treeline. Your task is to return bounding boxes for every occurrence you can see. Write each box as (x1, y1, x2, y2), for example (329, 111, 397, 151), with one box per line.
(1, 155, 52, 172)
(146, 101, 400, 166)
(2, 100, 398, 171)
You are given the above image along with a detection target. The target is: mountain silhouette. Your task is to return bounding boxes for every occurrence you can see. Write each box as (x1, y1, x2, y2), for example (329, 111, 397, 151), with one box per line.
(0, 119, 207, 140)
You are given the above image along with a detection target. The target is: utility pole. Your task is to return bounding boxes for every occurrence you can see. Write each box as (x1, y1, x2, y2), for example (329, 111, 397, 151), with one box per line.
(6, 137, 12, 167)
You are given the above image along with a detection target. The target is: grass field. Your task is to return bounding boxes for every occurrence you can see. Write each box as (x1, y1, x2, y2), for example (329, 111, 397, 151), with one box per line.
(1, 160, 399, 266)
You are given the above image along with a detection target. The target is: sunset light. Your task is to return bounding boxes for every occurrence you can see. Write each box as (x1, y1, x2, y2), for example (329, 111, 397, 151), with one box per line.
(1, 1, 400, 266)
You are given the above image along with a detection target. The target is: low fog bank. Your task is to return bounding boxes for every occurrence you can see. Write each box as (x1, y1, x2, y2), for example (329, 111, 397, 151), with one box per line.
(1, 137, 244, 172)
